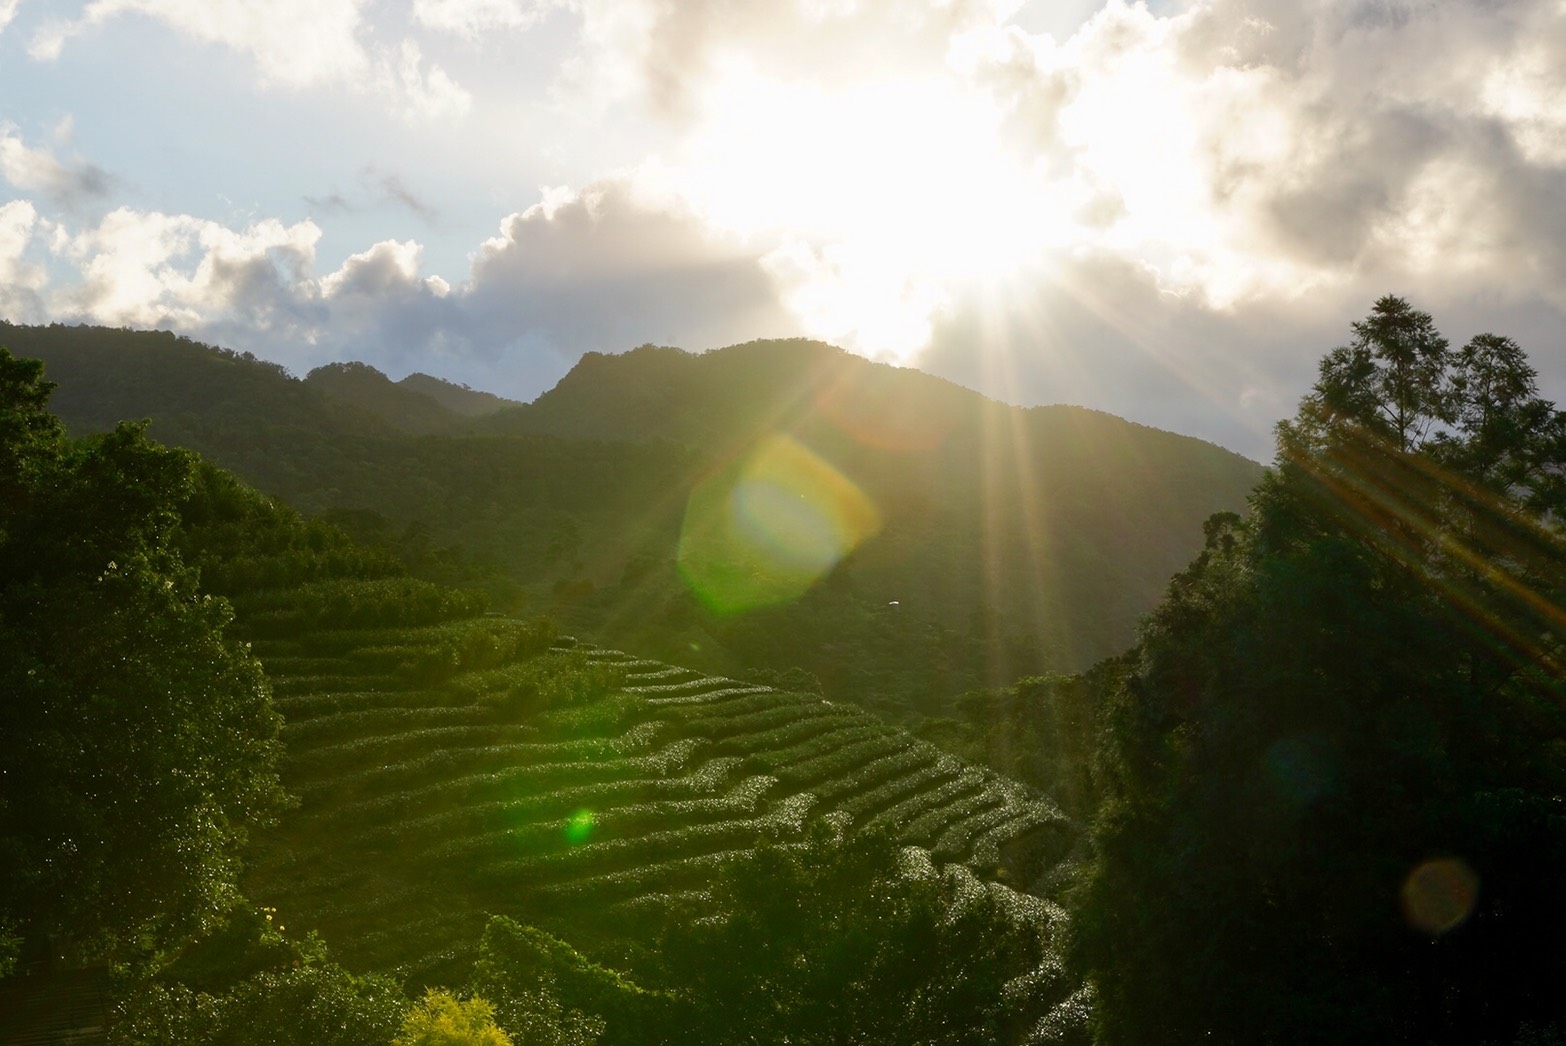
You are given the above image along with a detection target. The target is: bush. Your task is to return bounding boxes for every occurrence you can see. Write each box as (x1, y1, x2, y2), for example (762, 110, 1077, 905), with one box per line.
(241, 578, 489, 636)
(112, 956, 407, 1046)
(462, 653, 627, 720)
(409, 616, 558, 685)
(394, 989, 513, 1046)
(471, 916, 670, 1045)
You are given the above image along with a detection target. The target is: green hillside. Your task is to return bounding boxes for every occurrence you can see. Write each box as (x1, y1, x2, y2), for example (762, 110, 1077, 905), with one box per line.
(212, 545, 1086, 1039)
(1, 323, 1262, 719)
(248, 627, 1074, 982)
(177, 466, 1090, 1040)
(1, 346, 1090, 1040)
(9, 296, 1564, 1043)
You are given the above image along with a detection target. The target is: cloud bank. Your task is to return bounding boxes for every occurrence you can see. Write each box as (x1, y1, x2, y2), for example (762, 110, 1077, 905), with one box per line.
(2, 179, 794, 398)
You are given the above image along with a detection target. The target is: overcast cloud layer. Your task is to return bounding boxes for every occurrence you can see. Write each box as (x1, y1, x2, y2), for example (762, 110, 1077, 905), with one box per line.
(2, 0, 1563, 459)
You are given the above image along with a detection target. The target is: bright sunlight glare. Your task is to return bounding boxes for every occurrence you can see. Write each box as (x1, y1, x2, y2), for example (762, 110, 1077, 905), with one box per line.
(660, 61, 1070, 363)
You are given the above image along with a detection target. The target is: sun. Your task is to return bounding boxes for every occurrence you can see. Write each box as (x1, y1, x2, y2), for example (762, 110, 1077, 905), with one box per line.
(663, 63, 1069, 364)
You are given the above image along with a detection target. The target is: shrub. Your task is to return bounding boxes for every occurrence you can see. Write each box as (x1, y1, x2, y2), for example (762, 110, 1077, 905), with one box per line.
(465, 653, 627, 720)
(394, 989, 512, 1046)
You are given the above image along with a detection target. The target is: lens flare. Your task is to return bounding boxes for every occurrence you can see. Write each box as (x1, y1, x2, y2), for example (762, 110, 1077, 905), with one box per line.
(678, 434, 881, 614)
(1401, 857, 1479, 936)
(565, 809, 594, 845)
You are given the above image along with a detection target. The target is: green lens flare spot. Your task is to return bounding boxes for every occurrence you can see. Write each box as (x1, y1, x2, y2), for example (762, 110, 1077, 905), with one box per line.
(564, 809, 594, 845)
(678, 434, 881, 615)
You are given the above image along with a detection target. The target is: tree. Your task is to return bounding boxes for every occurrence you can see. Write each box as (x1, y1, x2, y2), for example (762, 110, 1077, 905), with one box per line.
(1296, 294, 1453, 452)
(112, 952, 408, 1046)
(0, 347, 287, 967)
(654, 827, 1066, 1045)
(1072, 302, 1566, 1043)
(1438, 333, 1566, 514)
(394, 990, 512, 1046)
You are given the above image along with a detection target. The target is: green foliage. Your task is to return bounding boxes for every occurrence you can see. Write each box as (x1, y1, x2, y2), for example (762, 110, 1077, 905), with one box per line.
(1073, 301, 1566, 1044)
(0, 351, 287, 964)
(111, 901, 405, 1044)
(179, 463, 406, 598)
(0, 347, 65, 501)
(240, 576, 489, 636)
(409, 616, 558, 685)
(395, 989, 514, 1046)
(10, 322, 1263, 722)
(655, 828, 1065, 1045)
(0, 923, 20, 980)
(925, 668, 1115, 822)
(458, 652, 627, 719)
(471, 917, 650, 1044)
(111, 954, 407, 1046)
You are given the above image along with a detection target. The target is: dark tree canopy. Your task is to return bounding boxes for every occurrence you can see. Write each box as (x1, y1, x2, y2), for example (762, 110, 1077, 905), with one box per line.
(0, 347, 287, 968)
(1072, 302, 1566, 1044)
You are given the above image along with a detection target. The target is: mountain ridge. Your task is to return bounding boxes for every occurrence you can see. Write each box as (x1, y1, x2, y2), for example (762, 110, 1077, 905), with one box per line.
(1, 321, 1263, 716)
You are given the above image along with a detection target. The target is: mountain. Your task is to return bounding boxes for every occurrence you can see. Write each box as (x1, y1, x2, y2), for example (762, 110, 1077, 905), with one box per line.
(1, 367, 1086, 1039)
(397, 371, 516, 417)
(478, 339, 1265, 701)
(305, 361, 520, 433)
(3, 322, 1263, 717)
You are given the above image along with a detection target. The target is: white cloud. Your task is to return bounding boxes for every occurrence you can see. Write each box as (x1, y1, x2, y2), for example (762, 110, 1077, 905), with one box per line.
(559, 0, 1006, 117)
(31, 0, 371, 85)
(51, 206, 321, 330)
(0, 0, 21, 35)
(0, 123, 110, 208)
(28, 0, 470, 122)
(0, 199, 48, 322)
(24, 180, 790, 395)
(412, 0, 545, 38)
(377, 39, 473, 122)
(322, 238, 447, 300)
(940, 0, 1566, 311)
(461, 179, 792, 360)
(760, 238, 951, 364)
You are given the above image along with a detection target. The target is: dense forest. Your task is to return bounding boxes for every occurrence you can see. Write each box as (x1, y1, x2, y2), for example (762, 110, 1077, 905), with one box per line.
(1072, 297, 1566, 1043)
(3, 297, 1564, 1043)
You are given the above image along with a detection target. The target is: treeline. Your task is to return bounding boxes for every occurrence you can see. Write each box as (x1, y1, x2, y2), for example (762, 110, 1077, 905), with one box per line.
(1055, 298, 1566, 1043)
(1, 347, 290, 973)
(0, 345, 514, 976)
(108, 829, 1069, 1045)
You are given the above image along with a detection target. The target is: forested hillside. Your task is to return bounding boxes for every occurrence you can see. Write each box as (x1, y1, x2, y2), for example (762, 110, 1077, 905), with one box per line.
(1069, 299, 1566, 1043)
(7, 297, 1564, 1043)
(0, 346, 1091, 1043)
(0, 323, 1261, 721)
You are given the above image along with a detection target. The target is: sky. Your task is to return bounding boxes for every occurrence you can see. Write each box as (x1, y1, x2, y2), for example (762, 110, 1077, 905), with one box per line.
(1, 0, 1564, 460)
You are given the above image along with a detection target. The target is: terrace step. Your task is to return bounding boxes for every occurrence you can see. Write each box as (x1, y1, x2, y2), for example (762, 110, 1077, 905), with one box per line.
(249, 622, 1080, 987)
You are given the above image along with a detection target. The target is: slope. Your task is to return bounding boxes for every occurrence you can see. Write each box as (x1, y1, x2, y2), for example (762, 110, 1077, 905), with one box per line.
(244, 618, 1075, 987)
(7, 323, 1263, 717)
(198, 514, 1086, 1036)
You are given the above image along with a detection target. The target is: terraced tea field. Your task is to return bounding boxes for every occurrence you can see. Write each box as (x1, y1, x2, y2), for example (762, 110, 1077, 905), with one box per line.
(244, 615, 1075, 989)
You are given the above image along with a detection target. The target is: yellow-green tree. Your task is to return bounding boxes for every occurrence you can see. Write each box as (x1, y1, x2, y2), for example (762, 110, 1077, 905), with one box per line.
(394, 990, 512, 1046)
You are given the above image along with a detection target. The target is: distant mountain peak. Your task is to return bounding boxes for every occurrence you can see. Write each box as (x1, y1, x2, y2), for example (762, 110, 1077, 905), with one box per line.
(397, 372, 518, 417)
